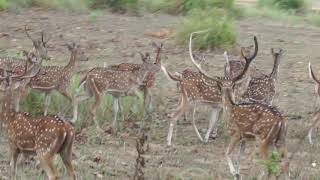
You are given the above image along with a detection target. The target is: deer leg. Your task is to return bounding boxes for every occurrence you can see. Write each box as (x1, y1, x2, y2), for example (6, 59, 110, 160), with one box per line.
(44, 92, 51, 116)
(167, 93, 189, 146)
(235, 140, 246, 176)
(113, 96, 120, 132)
(143, 88, 152, 112)
(204, 108, 221, 142)
(308, 128, 314, 145)
(211, 108, 223, 138)
(90, 93, 102, 130)
(59, 88, 72, 102)
(72, 93, 92, 123)
(10, 148, 19, 180)
(39, 155, 58, 180)
(190, 104, 203, 142)
(226, 133, 241, 180)
(14, 90, 21, 112)
(60, 134, 76, 180)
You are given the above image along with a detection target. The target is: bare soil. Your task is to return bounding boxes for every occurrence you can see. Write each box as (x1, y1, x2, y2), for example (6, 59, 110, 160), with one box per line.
(0, 8, 319, 180)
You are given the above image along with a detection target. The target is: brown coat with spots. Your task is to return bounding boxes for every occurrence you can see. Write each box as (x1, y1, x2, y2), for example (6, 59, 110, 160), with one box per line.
(1, 73, 76, 180)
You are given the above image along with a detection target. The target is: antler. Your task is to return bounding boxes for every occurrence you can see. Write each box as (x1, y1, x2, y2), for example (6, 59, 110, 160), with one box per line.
(232, 36, 258, 83)
(152, 42, 163, 65)
(309, 62, 320, 84)
(189, 30, 221, 82)
(25, 25, 36, 43)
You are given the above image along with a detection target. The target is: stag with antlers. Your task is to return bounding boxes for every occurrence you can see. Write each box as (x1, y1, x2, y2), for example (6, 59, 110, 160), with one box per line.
(72, 44, 161, 132)
(0, 64, 76, 180)
(24, 43, 88, 116)
(162, 33, 258, 145)
(189, 32, 288, 179)
(0, 26, 51, 112)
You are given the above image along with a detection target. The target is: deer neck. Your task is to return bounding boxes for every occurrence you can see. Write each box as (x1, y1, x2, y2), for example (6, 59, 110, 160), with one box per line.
(270, 55, 280, 80)
(64, 51, 77, 73)
(221, 87, 235, 122)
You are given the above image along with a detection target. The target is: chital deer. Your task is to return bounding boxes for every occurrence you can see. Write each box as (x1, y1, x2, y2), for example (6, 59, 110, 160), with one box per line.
(225, 47, 283, 105)
(0, 26, 51, 112)
(107, 42, 163, 110)
(190, 32, 288, 179)
(72, 48, 161, 131)
(162, 34, 258, 146)
(0, 66, 76, 180)
(25, 43, 88, 116)
(307, 62, 320, 144)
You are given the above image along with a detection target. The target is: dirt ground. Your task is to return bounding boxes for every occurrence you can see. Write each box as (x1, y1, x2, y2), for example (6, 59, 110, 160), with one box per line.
(0, 8, 320, 180)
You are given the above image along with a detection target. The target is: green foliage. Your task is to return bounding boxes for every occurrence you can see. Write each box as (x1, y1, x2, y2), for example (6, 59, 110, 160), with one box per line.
(176, 8, 236, 50)
(2, 0, 89, 10)
(258, 0, 307, 12)
(0, 0, 8, 10)
(21, 90, 44, 115)
(258, 149, 280, 176)
(90, 0, 139, 13)
(144, 0, 235, 15)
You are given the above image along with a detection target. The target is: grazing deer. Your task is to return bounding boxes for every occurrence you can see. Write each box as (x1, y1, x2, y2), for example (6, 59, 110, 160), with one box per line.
(190, 32, 288, 180)
(107, 42, 163, 110)
(72, 48, 161, 132)
(0, 26, 51, 112)
(307, 62, 320, 144)
(0, 66, 76, 180)
(162, 34, 258, 145)
(25, 43, 88, 116)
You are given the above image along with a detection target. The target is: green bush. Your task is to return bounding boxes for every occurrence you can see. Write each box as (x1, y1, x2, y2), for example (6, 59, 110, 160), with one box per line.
(176, 8, 236, 50)
(90, 0, 139, 13)
(143, 0, 235, 15)
(258, 149, 280, 176)
(2, 0, 89, 10)
(258, 0, 307, 12)
(0, 0, 9, 10)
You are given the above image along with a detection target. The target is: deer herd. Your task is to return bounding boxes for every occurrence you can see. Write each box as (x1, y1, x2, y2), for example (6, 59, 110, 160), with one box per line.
(0, 26, 319, 180)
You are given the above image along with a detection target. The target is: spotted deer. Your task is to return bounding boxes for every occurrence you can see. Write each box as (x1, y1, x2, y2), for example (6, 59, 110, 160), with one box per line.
(307, 62, 320, 144)
(0, 66, 76, 180)
(225, 47, 283, 105)
(107, 42, 163, 110)
(190, 33, 288, 179)
(162, 33, 258, 146)
(24, 43, 88, 116)
(0, 26, 51, 112)
(72, 48, 161, 131)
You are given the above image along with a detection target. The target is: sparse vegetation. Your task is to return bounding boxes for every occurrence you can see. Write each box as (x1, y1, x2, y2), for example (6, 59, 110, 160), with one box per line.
(258, 149, 280, 177)
(258, 0, 308, 12)
(176, 8, 236, 49)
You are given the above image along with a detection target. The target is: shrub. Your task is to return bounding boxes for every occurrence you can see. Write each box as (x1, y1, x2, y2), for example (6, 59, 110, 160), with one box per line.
(176, 8, 236, 50)
(90, 0, 139, 13)
(258, 0, 307, 12)
(0, 0, 8, 10)
(258, 149, 280, 176)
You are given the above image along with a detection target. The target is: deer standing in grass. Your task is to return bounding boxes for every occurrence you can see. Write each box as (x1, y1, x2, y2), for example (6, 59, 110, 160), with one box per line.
(307, 63, 320, 144)
(72, 45, 161, 131)
(0, 65, 76, 180)
(162, 33, 258, 145)
(25, 43, 88, 116)
(0, 26, 51, 112)
(107, 42, 163, 111)
(190, 32, 288, 179)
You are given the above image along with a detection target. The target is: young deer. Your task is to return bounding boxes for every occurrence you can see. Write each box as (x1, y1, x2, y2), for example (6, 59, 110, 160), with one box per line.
(0, 66, 76, 180)
(26, 43, 88, 116)
(107, 42, 163, 110)
(190, 33, 288, 179)
(162, 34, 258, 145)
(0, 26, 51, 112)
(72, 49, 161, 131)
(307, 62, 320, 144)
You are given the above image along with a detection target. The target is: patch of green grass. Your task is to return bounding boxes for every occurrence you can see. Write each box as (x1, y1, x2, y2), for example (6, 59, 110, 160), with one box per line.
(258, 149, 280, 176)
(306, 13, 320, 26)
(176, 8, 236, 50)
(3, 0, 89, 10)
(258, 0, 308, 12)
(0, 0, 9, 10)
(90, 0, 139, 14)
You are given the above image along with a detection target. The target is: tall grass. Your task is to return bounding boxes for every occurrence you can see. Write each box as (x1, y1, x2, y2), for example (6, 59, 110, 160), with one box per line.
(176, 8, 236, 50)
(258, 0, 308, 12)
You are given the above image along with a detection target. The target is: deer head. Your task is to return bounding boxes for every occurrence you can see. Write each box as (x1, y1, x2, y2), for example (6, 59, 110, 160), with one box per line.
(67, 42, 89, 62)
(308, 62, 320, 96)
(25, 25, 50, 61)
